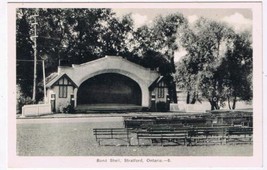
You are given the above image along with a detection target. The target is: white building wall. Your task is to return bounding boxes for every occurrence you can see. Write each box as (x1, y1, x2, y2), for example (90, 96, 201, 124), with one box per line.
(47, 86, 75, 112)
(22, 104, 52, 117)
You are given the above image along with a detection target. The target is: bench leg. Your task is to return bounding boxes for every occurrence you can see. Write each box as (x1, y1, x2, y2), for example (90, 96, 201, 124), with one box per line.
(186, 138, 192, 146)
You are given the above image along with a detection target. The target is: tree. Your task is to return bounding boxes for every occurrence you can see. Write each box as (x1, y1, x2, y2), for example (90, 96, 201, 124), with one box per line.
(16, 14, 34, 98)
(16, 8, 190, 106)
(152, 13, 187, 60)
(176, 17, 252, 110)
(130, 13, 188, 103)
(35, 8, 136, 68)
(220, 31, 252, 109)
(62, 9, 117, 64)
(176, 56, 201, 104)
(176, 18, 236, 110)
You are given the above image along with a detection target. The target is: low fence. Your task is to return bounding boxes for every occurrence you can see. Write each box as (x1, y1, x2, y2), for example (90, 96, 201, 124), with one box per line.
(22, 104, 52, 117)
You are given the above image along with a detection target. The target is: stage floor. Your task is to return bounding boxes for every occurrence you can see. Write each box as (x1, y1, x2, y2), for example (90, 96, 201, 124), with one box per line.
(75, 104, 143, 112)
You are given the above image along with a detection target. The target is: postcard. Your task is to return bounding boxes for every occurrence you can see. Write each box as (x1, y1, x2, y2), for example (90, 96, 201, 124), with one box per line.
(7, 1, 263, 169)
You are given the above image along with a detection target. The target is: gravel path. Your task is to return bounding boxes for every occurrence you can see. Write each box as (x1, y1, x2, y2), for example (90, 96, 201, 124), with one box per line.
(17, 117, 252, 156)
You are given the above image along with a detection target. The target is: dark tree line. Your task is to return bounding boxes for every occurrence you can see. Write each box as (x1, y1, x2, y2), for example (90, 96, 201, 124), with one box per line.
(16, 8, 185, 104)
(17, 14, 34, 98)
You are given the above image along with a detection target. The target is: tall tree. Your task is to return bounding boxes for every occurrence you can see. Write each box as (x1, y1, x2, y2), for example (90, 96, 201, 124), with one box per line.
(131, 13, 188, 103)
(17, 8, 190, 106)
(220, 31, 252, 109)
(176, 18, 235, 110)
(16, 14, 34, 98)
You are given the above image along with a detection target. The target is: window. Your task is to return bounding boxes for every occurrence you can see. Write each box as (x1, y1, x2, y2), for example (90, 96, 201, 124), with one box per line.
(58, 77, 68, 98)
(51, 94, 56, 99)
(59, 86, 67, 98)
(158, 81, 165, 98)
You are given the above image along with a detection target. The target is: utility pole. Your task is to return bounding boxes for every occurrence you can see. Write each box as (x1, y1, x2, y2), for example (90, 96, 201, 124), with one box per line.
(42, 60, 47, 102)
(41, 55, 48, 103)
(31, 10, 39, 104)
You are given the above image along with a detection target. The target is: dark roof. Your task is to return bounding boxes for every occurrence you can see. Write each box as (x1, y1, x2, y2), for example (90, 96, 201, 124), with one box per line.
(38, 72, 58, 87)
(149, 76, 166, 91)
(45, 72, 58, 85)
(46, 73, 78, 88)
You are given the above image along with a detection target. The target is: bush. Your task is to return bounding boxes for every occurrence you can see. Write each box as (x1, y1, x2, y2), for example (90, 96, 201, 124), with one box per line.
(156, 101, 169, 112)
(63, 104, 75, 113)
(17, 96, 33, 114)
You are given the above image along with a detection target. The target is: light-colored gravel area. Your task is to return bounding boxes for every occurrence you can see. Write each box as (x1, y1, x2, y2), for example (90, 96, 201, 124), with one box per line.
(17, 117, 252, 156)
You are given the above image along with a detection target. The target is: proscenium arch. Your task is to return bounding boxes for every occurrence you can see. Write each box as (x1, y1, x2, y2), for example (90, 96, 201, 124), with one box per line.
(76, 69, 150, 107)
(77, 73, 142, 105)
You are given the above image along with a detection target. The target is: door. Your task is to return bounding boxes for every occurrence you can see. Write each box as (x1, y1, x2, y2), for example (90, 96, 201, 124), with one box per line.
(51, 94, 56, 112)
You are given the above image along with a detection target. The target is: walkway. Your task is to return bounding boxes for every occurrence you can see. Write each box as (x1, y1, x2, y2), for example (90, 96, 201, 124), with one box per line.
(16, 111, 204, 119)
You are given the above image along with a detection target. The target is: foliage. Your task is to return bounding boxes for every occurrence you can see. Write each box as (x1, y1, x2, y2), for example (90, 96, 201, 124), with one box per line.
(16, 14, 34, 98)
(219, 31, 253, 109)
(16, 8, 187, 105)
(17, 8, 252, 109)
(176, 17, 252, 110)
(17, 95, 33, 113)
(63, 104, 76, 113)
(131, 13, 187, 103)
(16, 8, 252, 111)
(156, 101, 169, 112)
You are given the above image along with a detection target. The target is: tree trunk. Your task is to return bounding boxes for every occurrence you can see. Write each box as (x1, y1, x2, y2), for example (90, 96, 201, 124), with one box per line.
(217, 41, 220, 58)
(186, 91, 190, 104)
(172, 83, 178, 103)
(215, 101, 220, 110)
(227, 96, 232, 110)
(191, 92, 196, 104)
(209, 99, 216, 110)
(232, 96, 237, 110)
(209, 96, 220, 110)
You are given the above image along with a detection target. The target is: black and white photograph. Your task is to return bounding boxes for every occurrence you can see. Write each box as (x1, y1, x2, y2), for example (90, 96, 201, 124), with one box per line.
(5, 1, 264, 169)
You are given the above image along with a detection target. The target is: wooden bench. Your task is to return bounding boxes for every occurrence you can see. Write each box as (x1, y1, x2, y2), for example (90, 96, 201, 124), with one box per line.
(137, 130, 188, 146)
(226, 127, 253, 144)
(125, 116, 211, 129)
(186, 127, 227, 146)
(93, 123, 253, 146)
(124, 119, 156, 129)
(93, 128, 132, 146)
(186, 127, 253, 145)
(142, 123, 185, 130)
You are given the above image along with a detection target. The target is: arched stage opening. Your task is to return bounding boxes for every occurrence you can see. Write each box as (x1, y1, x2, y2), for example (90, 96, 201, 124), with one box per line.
(76, 73, 142, 111)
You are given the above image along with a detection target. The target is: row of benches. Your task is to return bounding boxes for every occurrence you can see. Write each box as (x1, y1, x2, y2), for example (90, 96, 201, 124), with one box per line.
(124, 117, 211, 129)
(123, 114, 252, 129)
(137, 127, 252, 146)
(93, 126, 253, 146)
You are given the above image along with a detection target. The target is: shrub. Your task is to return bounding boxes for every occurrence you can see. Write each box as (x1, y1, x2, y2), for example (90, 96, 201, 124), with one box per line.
(63, 104, 75, 113)
(17, 96, 33, 114)
(156, 101, 169, 112)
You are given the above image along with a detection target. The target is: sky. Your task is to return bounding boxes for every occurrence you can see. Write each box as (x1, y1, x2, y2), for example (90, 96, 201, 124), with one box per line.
(113, 8, 252, 62)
